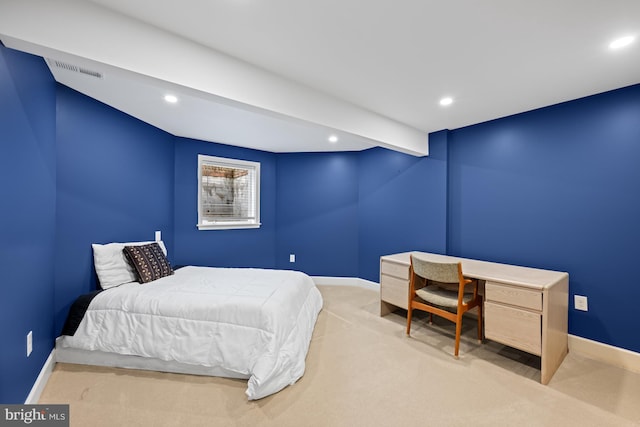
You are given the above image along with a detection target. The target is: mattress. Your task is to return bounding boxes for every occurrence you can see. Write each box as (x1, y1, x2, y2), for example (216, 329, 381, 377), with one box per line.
(57, 266, 323, 400)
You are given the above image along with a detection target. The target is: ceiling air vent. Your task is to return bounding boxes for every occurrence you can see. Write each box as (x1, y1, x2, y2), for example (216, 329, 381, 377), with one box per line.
(78, 67, 103, 78)
(46, 58, 103, 79)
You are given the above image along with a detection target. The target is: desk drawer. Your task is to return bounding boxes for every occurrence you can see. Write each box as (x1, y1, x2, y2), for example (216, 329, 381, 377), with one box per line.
(381, 260, 409, 280)
(485, 281, 542, 311)
(485, 301, 541, 356)
(380, 274, 409, 309)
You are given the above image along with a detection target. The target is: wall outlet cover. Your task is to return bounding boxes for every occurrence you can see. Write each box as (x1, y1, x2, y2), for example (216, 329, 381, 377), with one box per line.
(574, 295, 588, 311)
(27, 331, 33, 357)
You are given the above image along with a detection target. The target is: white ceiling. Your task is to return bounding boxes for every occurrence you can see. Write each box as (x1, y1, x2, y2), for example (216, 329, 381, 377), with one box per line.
(1, 0, 639, 155)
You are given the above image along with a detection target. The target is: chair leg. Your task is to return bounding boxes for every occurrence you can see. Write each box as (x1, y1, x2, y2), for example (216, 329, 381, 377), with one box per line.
(477, 303, 483, 343)
(406, 307, 413, 335)
(454, 314, 463, 357)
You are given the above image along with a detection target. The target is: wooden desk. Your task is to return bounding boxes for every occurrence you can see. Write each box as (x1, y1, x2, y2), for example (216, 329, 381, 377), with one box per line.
(380, 252, 569, 385)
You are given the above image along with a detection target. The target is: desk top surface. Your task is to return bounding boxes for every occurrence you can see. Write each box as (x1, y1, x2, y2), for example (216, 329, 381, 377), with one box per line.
(381, 252, 568, 290)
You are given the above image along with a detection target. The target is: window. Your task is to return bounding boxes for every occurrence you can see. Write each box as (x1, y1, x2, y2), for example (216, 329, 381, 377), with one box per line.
(197, 155, 261, 230)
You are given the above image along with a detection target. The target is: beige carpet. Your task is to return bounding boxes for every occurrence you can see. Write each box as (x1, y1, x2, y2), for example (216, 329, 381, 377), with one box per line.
(40, 285, 640, 426)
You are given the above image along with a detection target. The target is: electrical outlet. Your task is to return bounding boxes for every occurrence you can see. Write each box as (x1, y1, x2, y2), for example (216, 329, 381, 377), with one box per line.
(574, 295, 588, 311)
(289, 254, 295, 263)
(27, 331, 33, 357)
(155, 230, 161, 241)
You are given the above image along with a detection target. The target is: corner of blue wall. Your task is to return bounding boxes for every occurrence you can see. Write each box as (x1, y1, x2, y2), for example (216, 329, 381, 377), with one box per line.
(0, 45, 56, 403)
(54, 85, 176, 336)
(357, 137, 448, 282)
(275, 152, 359, 276)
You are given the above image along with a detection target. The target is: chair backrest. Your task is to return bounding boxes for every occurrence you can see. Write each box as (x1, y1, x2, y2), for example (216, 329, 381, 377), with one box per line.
(410, 255, 460, 284)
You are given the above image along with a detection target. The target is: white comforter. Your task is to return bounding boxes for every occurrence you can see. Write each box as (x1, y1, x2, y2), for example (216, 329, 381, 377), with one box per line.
(60, 266, 323, 400)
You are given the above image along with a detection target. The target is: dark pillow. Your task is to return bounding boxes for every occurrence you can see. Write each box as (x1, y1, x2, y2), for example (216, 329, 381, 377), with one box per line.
(123, 242, 174, 283)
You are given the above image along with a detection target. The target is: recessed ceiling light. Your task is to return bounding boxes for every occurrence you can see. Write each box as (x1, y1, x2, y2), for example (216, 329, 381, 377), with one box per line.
(328, 135, 338, 143)
(609, 35, 635, 50)
(164, 94, 178, 103)
(439, 97, 453, 106)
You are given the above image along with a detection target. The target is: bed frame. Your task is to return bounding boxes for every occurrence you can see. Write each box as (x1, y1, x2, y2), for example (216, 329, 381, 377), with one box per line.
(55, 337, 250, 379)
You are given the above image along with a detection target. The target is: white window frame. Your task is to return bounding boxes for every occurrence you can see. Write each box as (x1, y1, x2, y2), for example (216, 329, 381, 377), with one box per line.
(197, 154, 261, 230)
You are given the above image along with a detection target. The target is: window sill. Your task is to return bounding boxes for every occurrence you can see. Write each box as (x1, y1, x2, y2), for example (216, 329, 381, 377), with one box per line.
(197, 223, 261, 230)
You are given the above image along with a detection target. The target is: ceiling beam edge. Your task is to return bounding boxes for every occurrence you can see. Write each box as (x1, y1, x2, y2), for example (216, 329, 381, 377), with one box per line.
(0, 0, 428, 156)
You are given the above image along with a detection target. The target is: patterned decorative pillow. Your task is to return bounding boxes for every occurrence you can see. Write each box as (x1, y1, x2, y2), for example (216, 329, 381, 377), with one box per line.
(93, 240, 168, 289)
(123, 242, 174, 284)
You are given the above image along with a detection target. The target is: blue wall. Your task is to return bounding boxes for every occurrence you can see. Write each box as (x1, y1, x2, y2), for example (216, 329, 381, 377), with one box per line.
(54, 86, 175, 334)
(273, 136, 448, 282)
(0, 46, 56, 403)
(358, 134, 448, 282)
(173, 138, 277, 269)
(276, 152, 360, 275)
(448, 84, 640, 353)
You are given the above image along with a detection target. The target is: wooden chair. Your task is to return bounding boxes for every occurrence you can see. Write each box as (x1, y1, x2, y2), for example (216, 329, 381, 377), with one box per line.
(406, 254, 483, 357)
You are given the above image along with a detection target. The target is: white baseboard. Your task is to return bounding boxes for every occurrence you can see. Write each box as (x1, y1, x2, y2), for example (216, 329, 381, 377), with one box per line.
(312, 276, 379, 291)
(569, 335, 640, 375)
(25, 350, 56, 404)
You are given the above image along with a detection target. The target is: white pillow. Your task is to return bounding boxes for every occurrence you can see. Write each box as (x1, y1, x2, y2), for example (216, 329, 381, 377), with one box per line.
(92, 240, 168, 289)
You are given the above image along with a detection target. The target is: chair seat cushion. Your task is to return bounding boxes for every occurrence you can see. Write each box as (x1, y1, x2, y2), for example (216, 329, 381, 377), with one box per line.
(415, 286, 475, 308)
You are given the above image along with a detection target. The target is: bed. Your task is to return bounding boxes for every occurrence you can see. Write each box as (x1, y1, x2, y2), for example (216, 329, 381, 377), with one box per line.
(56, 241, 323, 400)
